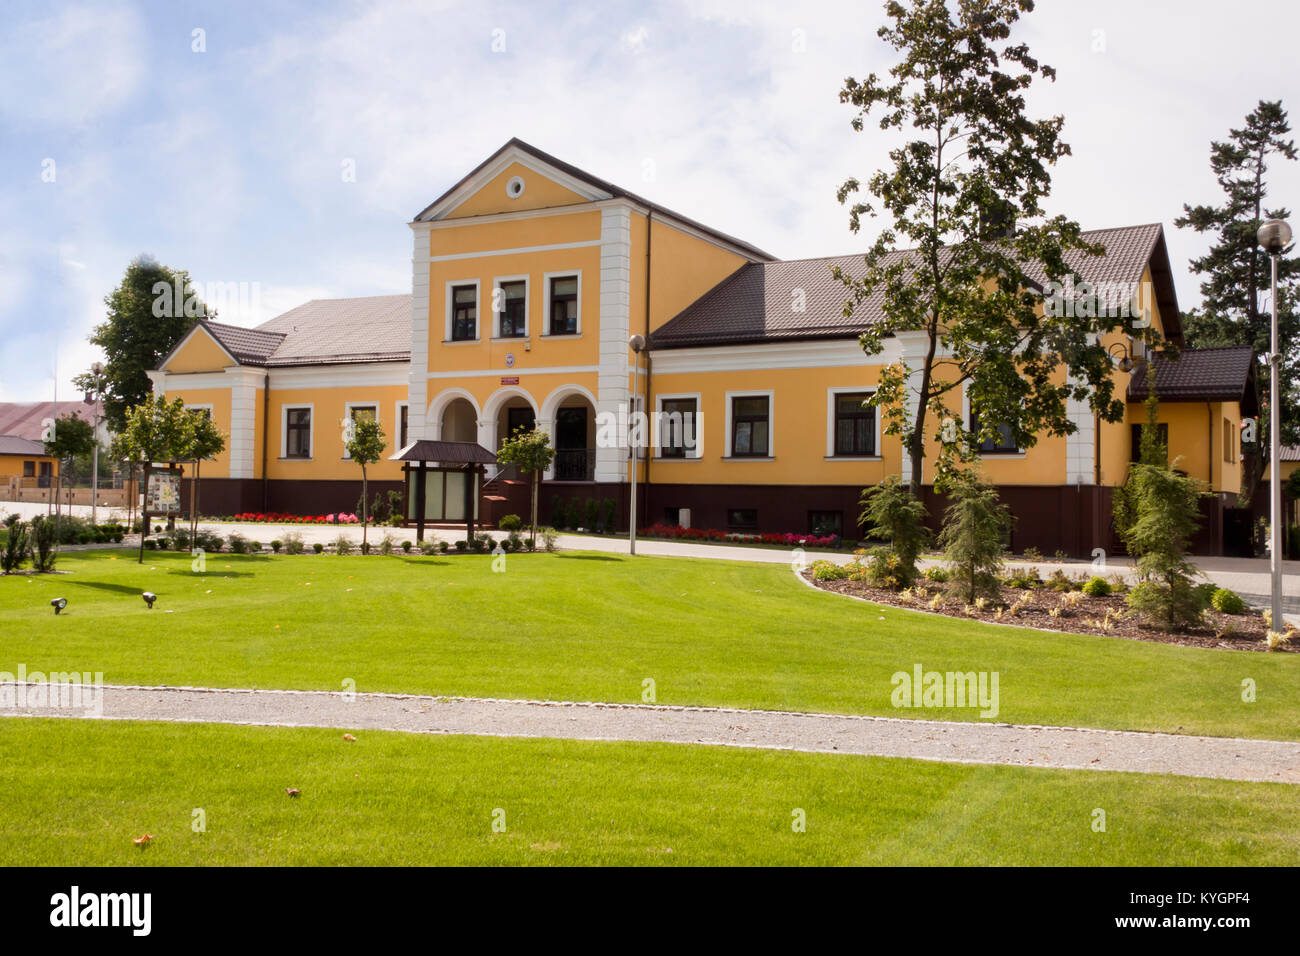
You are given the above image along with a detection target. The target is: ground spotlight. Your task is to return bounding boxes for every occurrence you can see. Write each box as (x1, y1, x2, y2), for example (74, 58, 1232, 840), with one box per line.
(142, 591, 157, 609)
(51, 598, 67, 615)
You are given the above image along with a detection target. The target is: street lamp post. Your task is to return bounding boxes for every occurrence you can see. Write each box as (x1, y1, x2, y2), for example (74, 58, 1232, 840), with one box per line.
(86, 361, 105, 526)
(1257, 218, 1292, 633)
(628, 334, 646, 555)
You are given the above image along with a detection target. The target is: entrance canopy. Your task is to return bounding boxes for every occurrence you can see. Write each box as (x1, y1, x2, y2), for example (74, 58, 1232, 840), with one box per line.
(391, 439, 497, 465)
(392, 440, 497, 542)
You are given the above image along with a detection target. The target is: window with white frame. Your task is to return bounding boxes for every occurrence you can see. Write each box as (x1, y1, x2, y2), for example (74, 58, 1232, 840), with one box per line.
(283, 406, 312, 459)
(495, 277, 527, 338)
(343, 403, 378, 459)
(449, 283, 478, 341)
(547, 273, 580, 335)
(727, 392, 772, 458)
(830, 390, 877, 457)
(656, 395, 699, 459)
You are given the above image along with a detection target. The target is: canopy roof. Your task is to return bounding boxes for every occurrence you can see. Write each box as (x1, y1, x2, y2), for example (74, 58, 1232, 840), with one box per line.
(390, 440, 497, 465)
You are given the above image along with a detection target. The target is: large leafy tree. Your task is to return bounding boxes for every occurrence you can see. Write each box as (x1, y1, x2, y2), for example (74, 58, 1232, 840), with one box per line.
(835, 0, 1136, 493)
(1175, 99, 1298, 449)
(81, 256, 211, 433)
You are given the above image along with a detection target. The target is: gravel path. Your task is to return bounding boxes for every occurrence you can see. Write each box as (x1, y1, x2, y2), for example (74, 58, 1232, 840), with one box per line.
(3, 683, 1298, 784)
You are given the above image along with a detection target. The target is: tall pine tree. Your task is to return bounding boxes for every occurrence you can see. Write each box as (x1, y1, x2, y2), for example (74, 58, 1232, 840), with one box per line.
(1176, 100, 1298, 459)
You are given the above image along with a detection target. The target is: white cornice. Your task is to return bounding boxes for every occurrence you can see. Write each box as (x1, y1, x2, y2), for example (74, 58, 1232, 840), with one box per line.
(651, 338, 896, 374)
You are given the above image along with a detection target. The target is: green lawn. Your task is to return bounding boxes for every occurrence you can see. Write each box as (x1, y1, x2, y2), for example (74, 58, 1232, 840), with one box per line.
(3, 549, 1297, 739)
(1, 717, 1294, 866)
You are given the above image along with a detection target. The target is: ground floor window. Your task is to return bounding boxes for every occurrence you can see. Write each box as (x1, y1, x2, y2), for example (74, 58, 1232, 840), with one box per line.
(727, 508, 758, 530)
(809, 510, 843, 537)
(22, 460, 34, 478)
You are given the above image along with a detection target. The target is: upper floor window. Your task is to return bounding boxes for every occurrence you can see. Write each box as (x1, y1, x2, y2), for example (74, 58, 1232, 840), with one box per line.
(451, 284, 477, 341)
(970, 408, 1018, 454)
(548, 275, 579, 335)
(659, 397, 698, 458)
(730, 395, 770, 457)
(833, 392, 876, 456)
(497, 279, 527, 338)
(285, 407, 312, 458)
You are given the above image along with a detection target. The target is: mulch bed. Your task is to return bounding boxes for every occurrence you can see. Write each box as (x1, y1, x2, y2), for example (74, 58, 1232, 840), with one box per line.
(804, 572, 1295, 653)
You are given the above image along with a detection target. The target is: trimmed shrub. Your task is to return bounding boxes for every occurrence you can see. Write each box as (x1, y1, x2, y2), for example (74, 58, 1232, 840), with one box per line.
(30, 515, 57, 572)
(313, 542, 324, 554)
(600, 498, 617, 534)
(1211, 587, 1245, 615)
(858, 477, 930, 590)
(455, 539, 469, 552)
(270, 540, 283, 553)
(228, 533, 249, 555)
(583, 498, 599, 532)
(939, 470, 1012, 604)
(811, 559, 850, 582)
(401, 540, 413, 553)
(499, 514, 522, 532)
(1081, 576, 1112, 597)
(1, 520, 29, 573)
(1122, 461, 1205, 630)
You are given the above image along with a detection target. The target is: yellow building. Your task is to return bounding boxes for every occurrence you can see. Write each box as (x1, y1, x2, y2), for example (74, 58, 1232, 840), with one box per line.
(149, 139, 1258, 554)
(0, 435, 58, 494)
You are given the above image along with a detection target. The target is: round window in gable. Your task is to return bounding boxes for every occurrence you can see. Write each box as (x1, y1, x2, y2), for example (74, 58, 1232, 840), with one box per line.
(505, 176, 526, 199)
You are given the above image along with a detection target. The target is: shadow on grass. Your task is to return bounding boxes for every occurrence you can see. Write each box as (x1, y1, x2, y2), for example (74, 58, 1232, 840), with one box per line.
(555, 553, 624, 562)
(65, 580, 152, 596)
(398, 557, 450, 566)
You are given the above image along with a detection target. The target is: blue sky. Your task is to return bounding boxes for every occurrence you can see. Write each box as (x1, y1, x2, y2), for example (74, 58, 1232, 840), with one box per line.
(2, 0, 1298, 401)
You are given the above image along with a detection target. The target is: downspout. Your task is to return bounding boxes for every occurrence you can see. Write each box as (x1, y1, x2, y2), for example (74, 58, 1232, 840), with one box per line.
(642, 210, 653, 526)
(261, 369, 270, 511)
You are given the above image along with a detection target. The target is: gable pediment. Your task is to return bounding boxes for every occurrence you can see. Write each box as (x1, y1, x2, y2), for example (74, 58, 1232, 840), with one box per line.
(414, 141, 614, 222)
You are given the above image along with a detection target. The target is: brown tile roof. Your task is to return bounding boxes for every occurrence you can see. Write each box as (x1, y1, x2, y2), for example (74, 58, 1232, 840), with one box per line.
(650, 224, 1178, 350)
(0, 435, 49, 456)
(1126, 346, 1257, 402)
(391, 439, 497, 464)
(0, 401, 102, 442)
(198, 320, 285, 364)
(175, 295, 412, 369)
(254, 295, 411, 366)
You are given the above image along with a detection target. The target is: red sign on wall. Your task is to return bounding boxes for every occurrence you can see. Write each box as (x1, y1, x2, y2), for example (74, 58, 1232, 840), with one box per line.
(500, 376, 519, 385)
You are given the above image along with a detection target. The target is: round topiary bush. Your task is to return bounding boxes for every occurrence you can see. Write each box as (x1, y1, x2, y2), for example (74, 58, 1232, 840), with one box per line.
(1211, 587, 1245, 615)
(313, 543, 324, 554)
(1081, 576, 1111, 597)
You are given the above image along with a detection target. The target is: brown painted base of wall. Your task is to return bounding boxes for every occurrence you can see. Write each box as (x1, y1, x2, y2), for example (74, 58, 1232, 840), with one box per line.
(642, 482, 1232, 559)
(181, 478, 403, 519)
(182, 477, 1236, 558)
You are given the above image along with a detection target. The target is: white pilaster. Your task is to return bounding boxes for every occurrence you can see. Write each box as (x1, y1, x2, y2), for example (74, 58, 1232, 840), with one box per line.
(408, 225, 432, 439)
(595, 206, 632, 483)
(1065, 377, 1095, 485)
(224, 367, 264, 479)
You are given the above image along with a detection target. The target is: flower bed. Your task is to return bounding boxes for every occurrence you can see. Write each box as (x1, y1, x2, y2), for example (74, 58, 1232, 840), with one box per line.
(637, 523, 840, 549)
(802, 562, 1288, 652)
(226, 512, 360, 525)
